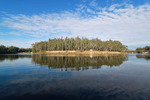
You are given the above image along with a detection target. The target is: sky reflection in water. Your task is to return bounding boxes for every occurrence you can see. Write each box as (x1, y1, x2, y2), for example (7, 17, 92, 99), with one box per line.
(0, 54, 150, 100)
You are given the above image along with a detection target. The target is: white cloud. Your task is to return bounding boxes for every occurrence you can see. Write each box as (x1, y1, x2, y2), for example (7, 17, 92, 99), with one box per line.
(1, 3, 150, 49)
(89, 0, 98, 7)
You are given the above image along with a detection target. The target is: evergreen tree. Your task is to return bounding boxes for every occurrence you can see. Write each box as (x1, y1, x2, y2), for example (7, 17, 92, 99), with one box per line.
(32, 37, 128, 52)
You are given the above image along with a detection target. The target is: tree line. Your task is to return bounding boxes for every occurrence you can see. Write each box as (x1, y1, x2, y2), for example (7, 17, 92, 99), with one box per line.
(0, 45, 32, 54)
(32, 37, 128, 52)
(136, 46, 150, 53)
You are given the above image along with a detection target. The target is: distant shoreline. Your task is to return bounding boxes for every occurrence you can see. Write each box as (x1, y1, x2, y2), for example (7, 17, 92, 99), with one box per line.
(12, 50, 144, 55)
(2, 51, 127, 55)
(15, 51, 150, 56)
(31, 50, 126, 55)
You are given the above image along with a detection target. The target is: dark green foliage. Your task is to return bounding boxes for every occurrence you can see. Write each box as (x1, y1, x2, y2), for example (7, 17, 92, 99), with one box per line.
(136, 46, 150, 53)
(7, 46, 19, 53)
(32, 37, 128, 52)
(18, 48, 32, 52)
(145, 46, 150, 51)
(0, 45, 7, 54)
(0, 45, 32, 54)
(136, 48, 144, 53)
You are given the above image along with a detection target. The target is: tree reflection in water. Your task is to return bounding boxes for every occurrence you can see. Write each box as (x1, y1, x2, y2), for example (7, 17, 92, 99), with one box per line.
(32, 54, 128, 71)
(136, 55, 150, 61)
(1, 54, 150, 100)
(0, 54, 31, 62)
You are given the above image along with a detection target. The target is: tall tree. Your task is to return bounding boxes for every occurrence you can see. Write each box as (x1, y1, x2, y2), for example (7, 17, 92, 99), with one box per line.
(32, 37, 128, 52)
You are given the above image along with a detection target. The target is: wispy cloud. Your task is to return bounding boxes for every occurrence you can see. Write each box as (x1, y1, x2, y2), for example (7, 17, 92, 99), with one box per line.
(89, 0, 98, 7)
(1, 1, 150, 49)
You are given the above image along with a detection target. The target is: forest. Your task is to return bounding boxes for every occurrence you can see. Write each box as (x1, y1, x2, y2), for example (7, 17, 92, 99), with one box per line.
(0, 45, 32, 54)
(32, 37, 128, 52)
(136, 46, 150, 53)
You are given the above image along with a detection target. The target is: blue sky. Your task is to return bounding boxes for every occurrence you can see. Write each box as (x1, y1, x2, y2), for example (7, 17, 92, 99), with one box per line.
(0, 0, 150, 50)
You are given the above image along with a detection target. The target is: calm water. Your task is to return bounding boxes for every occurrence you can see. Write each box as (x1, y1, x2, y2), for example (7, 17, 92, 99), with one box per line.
(0, 54, 150, 100)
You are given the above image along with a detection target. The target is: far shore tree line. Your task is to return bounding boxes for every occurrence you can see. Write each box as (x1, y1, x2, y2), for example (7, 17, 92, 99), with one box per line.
(32, 37, 128, 52)
(0, 45, 32, 54)
(136, 46, 150, 53)
(1, 37, 149, 54)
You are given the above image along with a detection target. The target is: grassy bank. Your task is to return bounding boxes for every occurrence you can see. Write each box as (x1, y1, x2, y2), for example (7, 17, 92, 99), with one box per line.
(17, 52, 32, 54)
(34, 51, 125, 55)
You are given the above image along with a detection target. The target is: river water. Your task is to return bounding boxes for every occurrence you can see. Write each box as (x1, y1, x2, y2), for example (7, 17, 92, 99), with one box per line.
(0, 54, 150, 100)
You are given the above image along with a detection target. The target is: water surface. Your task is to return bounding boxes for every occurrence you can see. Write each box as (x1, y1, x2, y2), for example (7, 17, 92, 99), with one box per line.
(0, 54, 150, 100)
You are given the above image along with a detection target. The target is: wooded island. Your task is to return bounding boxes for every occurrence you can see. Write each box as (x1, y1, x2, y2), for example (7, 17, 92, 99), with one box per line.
(1, 37, 150, 54)
(32, 37, 128, 53)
